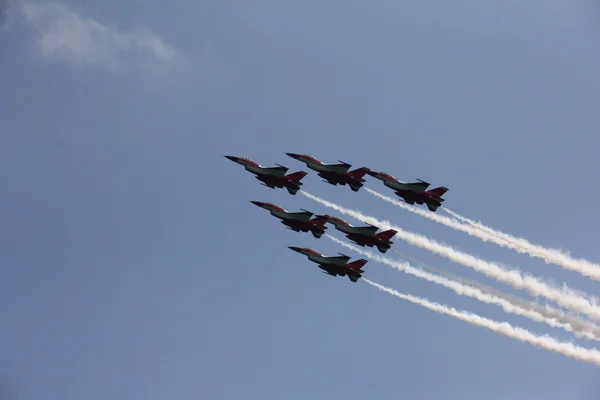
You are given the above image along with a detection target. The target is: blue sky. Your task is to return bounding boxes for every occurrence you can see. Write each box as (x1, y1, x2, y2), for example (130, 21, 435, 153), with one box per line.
(1, 1, 600, 399)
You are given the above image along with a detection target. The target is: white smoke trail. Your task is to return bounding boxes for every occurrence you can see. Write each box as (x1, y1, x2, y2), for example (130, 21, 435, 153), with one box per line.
(301, 191, 600, 321)
(390, 248, 600, 341)
(362, 278, 600, 368)
(328, 235, 600, 340)
(365, 187, 600, 281)
(443, 208, 498, 232)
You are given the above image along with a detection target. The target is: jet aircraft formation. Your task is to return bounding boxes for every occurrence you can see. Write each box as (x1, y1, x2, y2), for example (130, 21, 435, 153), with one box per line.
(225, 153, 449, 283)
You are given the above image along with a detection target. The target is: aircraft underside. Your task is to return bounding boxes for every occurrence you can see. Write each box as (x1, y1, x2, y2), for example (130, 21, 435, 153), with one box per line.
(350, 239, 390, 253)
(256, 176, 301, 195)
(283, 223, 324, 238)
(395, 191, 442, 212)
(318, 173, 363, 191)
(320, 266, 361, 282)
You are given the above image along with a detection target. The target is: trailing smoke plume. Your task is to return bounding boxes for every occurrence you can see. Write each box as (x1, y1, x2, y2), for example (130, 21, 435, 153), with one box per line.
(301, 191, 600, 321)
(364, 187, 600, 281)
(328, 235, 600, 340)
(390, 248, 600, 341)
(363, 279, 600, 368)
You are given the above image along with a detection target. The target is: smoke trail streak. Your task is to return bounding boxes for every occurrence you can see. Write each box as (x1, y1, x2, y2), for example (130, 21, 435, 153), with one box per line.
(328, 235, 600, 340)
(365, 187, 600, 281)
(436, 205, 600, 281)
(390, 249, 600, 341)
(362, 278, 600, 368)
(301, 191, 600, 321)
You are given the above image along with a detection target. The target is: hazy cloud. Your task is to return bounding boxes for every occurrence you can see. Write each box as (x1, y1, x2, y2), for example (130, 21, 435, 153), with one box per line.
(5, 0, 181, 72)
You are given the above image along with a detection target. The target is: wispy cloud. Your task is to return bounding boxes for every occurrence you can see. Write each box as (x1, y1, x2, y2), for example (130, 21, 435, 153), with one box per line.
(5, 0, 181, 72)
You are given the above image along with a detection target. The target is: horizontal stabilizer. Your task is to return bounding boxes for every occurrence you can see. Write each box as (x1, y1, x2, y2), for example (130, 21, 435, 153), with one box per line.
(348, 167, 370, 179)
(374, 229, 397, 242)
(346, 259, 368, 270)
(428, 186, 449, 198)
(426, 202, 441, 212)
(309, 216, 328, 227)
(376, 245, 389, 253)
(285, 171, 308, 182)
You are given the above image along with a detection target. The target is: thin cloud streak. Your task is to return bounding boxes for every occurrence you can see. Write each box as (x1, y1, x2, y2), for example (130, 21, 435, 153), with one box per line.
(6, 0, 181, 71)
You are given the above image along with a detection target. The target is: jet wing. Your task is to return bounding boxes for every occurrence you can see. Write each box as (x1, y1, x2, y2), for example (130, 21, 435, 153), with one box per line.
(320, 265, 340, 276)
(403, 179, 430, 192)
(323, 162, 351, 174)
(352, 225, 380, 236)
(285, 210, 313, 222)
(399, 196, 416, 205)
(322, 253, 352, 265)
(318, 173, 342, 184)
(261, 165, 289, 176)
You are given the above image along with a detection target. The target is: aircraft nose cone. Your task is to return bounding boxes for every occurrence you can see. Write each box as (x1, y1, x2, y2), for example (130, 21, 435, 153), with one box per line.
(250, 201, 265, 207)
(224, 155, 237, 162)
(286, 152, 301, 159)
(288, 246, 303, 253)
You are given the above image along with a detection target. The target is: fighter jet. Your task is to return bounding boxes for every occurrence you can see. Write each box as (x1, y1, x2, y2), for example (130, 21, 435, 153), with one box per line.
(319, 215, 397, 253)
(225, 155, 308, 195)
(285, 153, 370, 192)
(368, 170, 449, 212)
(288, 246, 368, 282)
(250, 201, 328, 238)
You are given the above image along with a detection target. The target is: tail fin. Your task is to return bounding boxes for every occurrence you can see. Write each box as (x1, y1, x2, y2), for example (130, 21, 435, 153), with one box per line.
(310, 215, 328, 227)
(348, 167, 370, 179)
(427, 186, 448, 198)
(374, 229, 397, 242)
(346, 259, 368, 270)
(286, 171, 308, 183)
